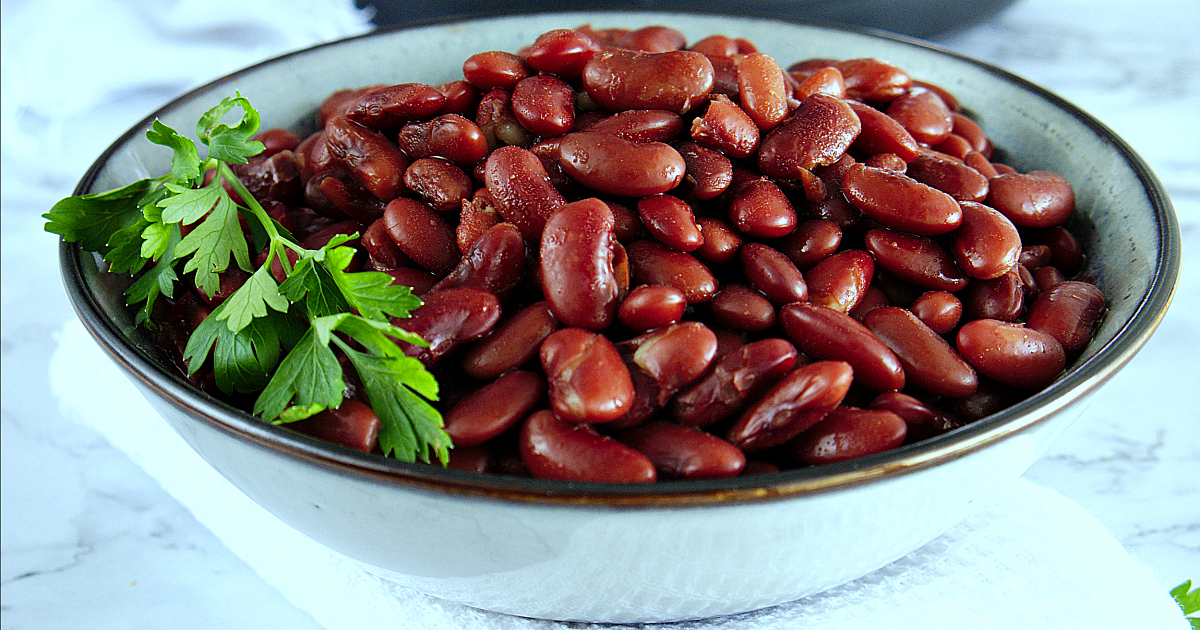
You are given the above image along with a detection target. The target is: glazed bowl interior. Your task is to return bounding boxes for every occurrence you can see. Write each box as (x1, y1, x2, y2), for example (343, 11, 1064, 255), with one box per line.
(60, 10, 1179, 622)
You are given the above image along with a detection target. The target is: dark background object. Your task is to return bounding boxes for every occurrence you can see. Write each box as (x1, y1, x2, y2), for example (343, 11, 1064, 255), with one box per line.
(356, 0, 1020, 40)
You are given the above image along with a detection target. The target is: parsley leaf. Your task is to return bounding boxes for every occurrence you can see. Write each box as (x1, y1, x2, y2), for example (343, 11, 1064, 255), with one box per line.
(212, 265, 290, 332)
(1172, 580, 1199, 628)
(197, 94, 266, 165)
(174, 189, 250, 298)
(325, 244, 422, 321)
(146, 119, 202, 183)
(44, 179, 156, 256)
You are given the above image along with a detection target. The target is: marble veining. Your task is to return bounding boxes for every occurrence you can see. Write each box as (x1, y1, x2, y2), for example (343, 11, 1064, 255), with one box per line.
(2, 0, 1197, 627)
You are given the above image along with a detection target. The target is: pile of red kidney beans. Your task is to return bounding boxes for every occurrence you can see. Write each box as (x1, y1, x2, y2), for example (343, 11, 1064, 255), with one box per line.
(155, 24, 1107, 483)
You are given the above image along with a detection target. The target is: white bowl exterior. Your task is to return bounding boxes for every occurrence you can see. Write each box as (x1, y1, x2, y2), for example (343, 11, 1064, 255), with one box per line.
(70, 11, 1174, 623)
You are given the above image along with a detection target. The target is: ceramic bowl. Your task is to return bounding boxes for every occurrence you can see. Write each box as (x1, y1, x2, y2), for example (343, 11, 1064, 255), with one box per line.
(59, 11, 1179, 623)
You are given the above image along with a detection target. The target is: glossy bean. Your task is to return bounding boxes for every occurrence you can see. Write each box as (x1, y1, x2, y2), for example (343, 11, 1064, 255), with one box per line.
(637, 194, 703, 252)
(846, 100, 919, 162)
(391, 286, 501, 364)
(909, 290, 963, 334)
(1025, 280, 1106, 355)
(444, 370, 545, 447)
(540, 198, 620, 331)
(436, 79, 482, 116)
(957, 319, 1067, 389)
(618, 284, 688, 332)
(727, 179, 798, 238)
(403, 157, 471, 212)
(780, 302, 906, 392)
(726, 360, 855, 452)
(757, 93, 861, 180)
(396, 113, 489, 166)
(863, 307, 977, 398)
(511, 74, 576, 138)
(694, 217, 743, 265)
(740, 242, 809, 305)
(671, 338, 799, 428)
(951, 200, 1022, 280)
(804, 249, 875, 313)
(582, 49, 714, 114)
(885, 88, 954, 145)
(1029, 225, 1085, 276)
(462, 301, 559, 380)
(841, 163, 963, 236)
(785, 407, 907, 466)
(462, 50, 531, 91)
(524, 28, 603, 79)
(476, 88, 531, 149)
(343, 83, 446, 132)
(583, 109, 685, 143)
(519, 410, 656, 482)
(617, 25, 687, 52)
(708, 285, 777, 332)
(906, 149, 989, 202)
(836, 58, 911, 101)
(362, 216, 410, 270)
(620, 322, 718, 415)
(627, 239, 718, 304)
(778, 219, 842, 270)
(677, 141, 733, 201)
(738, 52, 790, 130)
(868, 391, 961, 443)
(557, 131, 686, 197)
(962, 271, 1025, 322)
(431, 222, 526, 298)
(689, 95, 760, 159)
(324, 116, 409, 203)
(540, 327, 635, 424)
(792, 66, 846, 100)
(484, 145, 566, 241)
(289, 398, 381, 454)
(618, 421, 745, 479)
(986, 171, 1076, 228)
(382, 197, 460, 275)
(863, 227, 968, 292)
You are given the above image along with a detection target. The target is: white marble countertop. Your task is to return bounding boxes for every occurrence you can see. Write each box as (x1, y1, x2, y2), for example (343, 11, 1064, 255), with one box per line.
(2, 0, 1197, 628)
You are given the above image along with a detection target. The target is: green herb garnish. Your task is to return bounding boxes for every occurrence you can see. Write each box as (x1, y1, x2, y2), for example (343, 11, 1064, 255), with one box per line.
(45, 93, 450, 464)
(1174, 580, 1200, 628)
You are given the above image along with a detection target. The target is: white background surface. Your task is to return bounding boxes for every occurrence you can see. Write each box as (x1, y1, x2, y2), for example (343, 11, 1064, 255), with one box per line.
(2, 0, 1198, 628)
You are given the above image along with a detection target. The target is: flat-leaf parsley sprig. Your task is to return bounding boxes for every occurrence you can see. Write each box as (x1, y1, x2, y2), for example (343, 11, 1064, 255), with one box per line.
(45, 94, 451, 465)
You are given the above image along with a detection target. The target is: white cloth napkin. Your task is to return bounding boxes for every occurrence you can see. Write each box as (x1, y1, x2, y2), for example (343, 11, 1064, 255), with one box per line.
(49, 318, 1189, 630)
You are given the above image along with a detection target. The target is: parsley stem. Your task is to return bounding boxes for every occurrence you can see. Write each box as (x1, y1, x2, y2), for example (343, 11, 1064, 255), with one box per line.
(217, 162, 298, 276)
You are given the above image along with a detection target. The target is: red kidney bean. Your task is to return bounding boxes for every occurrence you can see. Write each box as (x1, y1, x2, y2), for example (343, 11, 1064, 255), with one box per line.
(524, 28, 603, 79)
(540, 198, 620, 331)
(932, 134, 972, 160)
(362, 216, 410, 270)
(863, 228, 968, 292)
(436, 79, 482, 116)
(1034, 265, 1067, 292)
(582, 49, 714, 114)
(906, 150, 989, 202)
(758, 93, 861, 180)
(456, 189, 500, 254)
(1025, 280, 1106, 354)
(627, 239, 718, 304)
(842, 163, 963, 236)
(618, 420, 746, 479)
(740, 242, 808, 305)
(396, 113, 489, 166)
(255, 127, 301, 157)
(778, 219, 842, 270)
(231, 150, 303, 206)
(318, 86, 373, 127)
(637, 194, 703, 252)
(324, 116, 409, 203)
(343, 83, 446, 132)
(477, 88, 531, 149)
(804, 249, 875, 313)
(849, 285, 889, 322)
(618, 284, 688, 332)
(727, 360, 855, 452)
(964, 150, 999, 179)
(289, 398, 381, 454)
(846, 100, 919, 162)
(793, 66, 847, 100)
(403, 157, 471, 213)
(952, 200, 1022, 280)
(511, 74, 576, 138)
(391, 286, 501, 365)
(690, 95, 760, 159)
(864, 152, 907, 172)
(462, 50, 531, 91)
(540, 327, 635, 424)
(618, 25, 687, 53)
(1029, 225, 1085, 276)
(557, 131, 686, 197)
(484, 145, 566, 241)
(780, 303, 906, 392)
(384, 268, 437, 295)
(620, 321, 718, 407)
(863, 307, 977, 398)
(835, 58, 911, 101)
(671, 338, 799, 428)
(910, 290, 963, 334)
(431, 222, 526, 298)
(690, 34, 738, 57)
(727, 179, 797, 238)
(444, 370, 545, 447)
(683, 224, 738, 274)
(1019, 244, 1053, 270)
(962, 271, 1025, 322)
(383, 197, 460, 276)
(519, 409, 656, 483)
(445, 445, 493, 474)
(886, 88, 954, 145)
(305, 169, 385, 223)
(677, 141, 733, 201)
(785, 407, 907, 466)
(738, 52, 790, 130)
(868, 391, 960, 443)
(986, 171, 1076, 228)
(950, 111, 988, 153)
(462, 301, 558, 380)
(956, 319, 1066, 389)
(912, 79, 961, 112)
(582, 109, 685, 143)
(708, 285, 777, 332)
